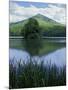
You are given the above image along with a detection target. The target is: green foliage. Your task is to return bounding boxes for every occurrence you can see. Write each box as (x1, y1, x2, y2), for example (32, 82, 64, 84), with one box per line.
(22, 18, 41, 39)
(9, 59, 66, 89)
(42, 25, 66, 37)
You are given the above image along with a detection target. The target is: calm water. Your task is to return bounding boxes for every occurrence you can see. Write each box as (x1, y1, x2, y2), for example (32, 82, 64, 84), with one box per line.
(10, 48, 66, 67)
(9, 38, 66, 67)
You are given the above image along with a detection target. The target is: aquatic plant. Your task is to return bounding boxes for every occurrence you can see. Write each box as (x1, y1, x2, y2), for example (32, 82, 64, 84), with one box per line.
(9, 58, 66, 89)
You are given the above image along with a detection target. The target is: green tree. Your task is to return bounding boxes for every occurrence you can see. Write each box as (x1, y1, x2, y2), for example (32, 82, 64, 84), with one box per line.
(22, 18, 42, 55)
(22, 18, 41, 39)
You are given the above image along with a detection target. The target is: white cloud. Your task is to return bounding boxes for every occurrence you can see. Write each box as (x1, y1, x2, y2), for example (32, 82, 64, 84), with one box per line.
(40, 4, 66, 24)
(10, 1, 66, 24)
(10, 2, 39, 22)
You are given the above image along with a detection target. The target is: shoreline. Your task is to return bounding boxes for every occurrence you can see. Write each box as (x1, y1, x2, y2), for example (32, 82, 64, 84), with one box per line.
(9, 36, 66, 39)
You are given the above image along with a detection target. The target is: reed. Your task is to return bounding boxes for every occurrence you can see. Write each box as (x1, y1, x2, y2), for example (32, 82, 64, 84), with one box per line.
(9, 58, 66, 89)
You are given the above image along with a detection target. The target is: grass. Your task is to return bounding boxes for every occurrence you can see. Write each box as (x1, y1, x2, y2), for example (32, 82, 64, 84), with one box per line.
(9, 58, 66, 89)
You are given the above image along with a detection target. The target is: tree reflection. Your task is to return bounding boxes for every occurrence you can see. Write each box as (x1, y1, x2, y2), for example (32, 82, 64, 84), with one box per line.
(24, 38, 42, 55)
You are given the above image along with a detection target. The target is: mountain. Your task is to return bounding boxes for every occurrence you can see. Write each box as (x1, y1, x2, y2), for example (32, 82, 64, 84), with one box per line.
(33, 14, 58, 23)
(10, 14, 59, 25)
(9, 14, 66, 37)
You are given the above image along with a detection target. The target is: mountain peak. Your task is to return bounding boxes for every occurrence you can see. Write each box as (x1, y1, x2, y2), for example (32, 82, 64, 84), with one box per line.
(33, 13, 58, 24)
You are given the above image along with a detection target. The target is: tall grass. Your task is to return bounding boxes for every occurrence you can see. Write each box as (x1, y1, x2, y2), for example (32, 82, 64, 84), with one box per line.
(9, 58, 66, 89)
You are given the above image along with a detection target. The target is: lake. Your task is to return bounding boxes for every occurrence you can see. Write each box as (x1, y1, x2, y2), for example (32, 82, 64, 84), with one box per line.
(9, 37, 66, 68)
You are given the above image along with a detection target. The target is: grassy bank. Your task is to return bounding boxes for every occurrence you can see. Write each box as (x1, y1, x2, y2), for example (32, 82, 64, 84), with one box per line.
(9, 58, 66, 89)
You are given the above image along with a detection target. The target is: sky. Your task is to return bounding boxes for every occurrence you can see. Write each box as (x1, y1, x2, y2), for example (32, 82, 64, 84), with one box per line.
(10, 1, 66, 24)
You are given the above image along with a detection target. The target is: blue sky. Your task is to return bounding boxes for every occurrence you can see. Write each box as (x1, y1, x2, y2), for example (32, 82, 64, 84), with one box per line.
(13, 1, 49, 8)
(10, 1, 66, 24)
(12, 1, 66, 8)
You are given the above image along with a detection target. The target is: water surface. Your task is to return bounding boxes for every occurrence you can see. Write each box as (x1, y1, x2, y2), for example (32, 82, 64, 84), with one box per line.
(10, 48, 66, 67)
(9, 38, 66, 67)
